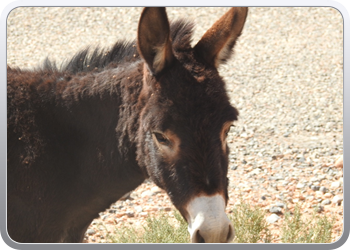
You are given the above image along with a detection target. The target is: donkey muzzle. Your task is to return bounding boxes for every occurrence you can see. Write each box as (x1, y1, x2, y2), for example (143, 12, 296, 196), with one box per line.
(186, 194, 234, 243)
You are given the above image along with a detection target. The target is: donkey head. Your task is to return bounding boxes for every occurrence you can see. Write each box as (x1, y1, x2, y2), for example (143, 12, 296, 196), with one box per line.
(136, 7, 248, 243)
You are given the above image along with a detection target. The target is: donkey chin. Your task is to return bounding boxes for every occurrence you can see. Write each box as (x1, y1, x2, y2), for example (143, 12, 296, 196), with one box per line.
(186, 194, 235, 243)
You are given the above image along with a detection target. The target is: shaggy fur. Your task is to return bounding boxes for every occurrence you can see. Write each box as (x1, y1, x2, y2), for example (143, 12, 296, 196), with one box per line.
(7, 7, 247, 243)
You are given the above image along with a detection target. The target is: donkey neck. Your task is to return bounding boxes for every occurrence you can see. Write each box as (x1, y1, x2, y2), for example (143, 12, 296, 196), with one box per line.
(54, 60, 145, 155)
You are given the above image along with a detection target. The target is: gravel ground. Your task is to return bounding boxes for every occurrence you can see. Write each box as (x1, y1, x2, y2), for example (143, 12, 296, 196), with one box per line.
(7, 7, 343, 243)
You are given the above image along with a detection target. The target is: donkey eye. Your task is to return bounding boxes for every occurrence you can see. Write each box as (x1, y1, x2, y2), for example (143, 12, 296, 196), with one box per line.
(224, 125, 234, 138)
(153, 132, 170, 145)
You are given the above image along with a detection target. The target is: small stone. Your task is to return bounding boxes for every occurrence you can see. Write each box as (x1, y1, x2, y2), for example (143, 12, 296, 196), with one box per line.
(310, 177, 319, 182)
(86, 229, 96, 235)
(139, 212, 148, 218)
(305, 195, 315, 202)
(141, 190, 153, 198)
(269, 206, 282, 213)
(324, 193, 332, 198)
(125, 211, 135, 217)
(261, 196, 266, 200)
(314, 205, 324, 213)
(274, 202, 285, 208)
(335, 156, 343, 168)
(321, 199, 331, 205)
(318, 175, 326, 181)
(231, 165, 238, 170)
(315, 191, 323, 197)
(332, 195, 343, 204)
(101, 214, 109, 221)
(297, 155, 306, 162)
(311, 185, 320, 191)
(266, 214, 280, 223)
(292, 198, 300, 203)
(296, 183, 305, 189)
(135, 206, 143, 213)
(115, 212, 124, 218)
(241, 132, 248, 138)
(319, 186, 328, 193)
(151, 186, 162, 194)
(120, 192, 132, 200)
(251, 169, 261, 175)
(298, 195, 306, 200)
(331, 181, 341, 189)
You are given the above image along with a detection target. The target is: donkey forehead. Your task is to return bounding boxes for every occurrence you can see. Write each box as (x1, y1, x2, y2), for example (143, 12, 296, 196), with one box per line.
(144, 52, 238, 127)
(175, 50, 217, 80)
(147, 94, 238, 130)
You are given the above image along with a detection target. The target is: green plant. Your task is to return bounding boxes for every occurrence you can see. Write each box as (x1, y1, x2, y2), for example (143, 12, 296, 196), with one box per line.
(281, 204, 335, 243)
(107, 211, 189, 243)
(229, 201, 272, 243)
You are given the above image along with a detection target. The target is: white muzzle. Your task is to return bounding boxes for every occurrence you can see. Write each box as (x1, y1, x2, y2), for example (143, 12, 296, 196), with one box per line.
(186, 194, 234, 243)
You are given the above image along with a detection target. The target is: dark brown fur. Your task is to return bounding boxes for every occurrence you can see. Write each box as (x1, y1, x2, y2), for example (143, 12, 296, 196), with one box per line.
(7, 7, 247, 243)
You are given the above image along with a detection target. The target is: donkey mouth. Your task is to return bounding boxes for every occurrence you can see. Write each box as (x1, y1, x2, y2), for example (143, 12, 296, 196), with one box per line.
(185, 194, 235, 243)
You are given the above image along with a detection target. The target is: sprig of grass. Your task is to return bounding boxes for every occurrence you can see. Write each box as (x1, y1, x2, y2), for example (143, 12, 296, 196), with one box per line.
(107, 211, 189, 243)
(229, 201, 272, 243)
(105, 202, 336, 243)
(281, 203, 335, 243)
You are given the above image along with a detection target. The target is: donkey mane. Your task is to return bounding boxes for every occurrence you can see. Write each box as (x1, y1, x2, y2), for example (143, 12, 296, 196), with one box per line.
(39, 20, 194, 74)
(7, 19, 195, 167)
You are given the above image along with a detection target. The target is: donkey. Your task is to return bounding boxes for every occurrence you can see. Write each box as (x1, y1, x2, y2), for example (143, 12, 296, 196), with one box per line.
(7, 7, 248, 243)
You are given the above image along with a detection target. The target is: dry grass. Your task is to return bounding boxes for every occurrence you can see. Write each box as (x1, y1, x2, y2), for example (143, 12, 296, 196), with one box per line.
(103, 201, 335, 243)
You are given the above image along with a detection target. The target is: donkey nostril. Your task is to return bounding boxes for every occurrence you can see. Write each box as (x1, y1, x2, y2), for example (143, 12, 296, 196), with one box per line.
(195, 230, 205, 243)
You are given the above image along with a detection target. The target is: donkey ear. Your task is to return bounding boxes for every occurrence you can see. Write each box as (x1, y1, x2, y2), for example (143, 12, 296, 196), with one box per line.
(137, 7, 174, 76)
(194, 7, 248, 68)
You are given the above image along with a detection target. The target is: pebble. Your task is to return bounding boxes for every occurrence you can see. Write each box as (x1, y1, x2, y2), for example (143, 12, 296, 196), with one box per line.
(141, 190, 154, 198)
(151, 186, 163, 194)
(324, 193, 333, 198)
(314, 205, 324, 213)
(134, 206, 143, 213)
(231, 165, 238, 170)
(296, 183, 305, 189)
(274, 202, 285, 208)
(335, 156, 343, 168)
(125, 211, 135, 217)
(305, 195, 315, 202)
(319, 186, 329, 193)
(331, 181, 341, 189)
(101, 215, 109, 221)
(139, 212, 148, 218)
(321, 199, 331, 205)
(332, 195, 343, 204)
(86, 229, 96, 235)
(269, 206, 282, 214)
(266, 214, 281, 224)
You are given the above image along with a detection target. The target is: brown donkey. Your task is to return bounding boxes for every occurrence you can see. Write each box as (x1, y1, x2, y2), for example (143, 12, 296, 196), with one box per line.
(7, 7, 248, 243)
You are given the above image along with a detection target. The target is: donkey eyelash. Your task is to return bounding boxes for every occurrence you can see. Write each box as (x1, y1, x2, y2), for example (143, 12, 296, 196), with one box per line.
(152, 132, 170, 145)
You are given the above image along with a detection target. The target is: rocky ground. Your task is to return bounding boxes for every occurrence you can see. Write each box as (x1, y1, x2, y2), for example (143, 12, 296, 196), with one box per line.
(7, 7, 343, 243)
